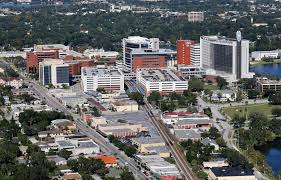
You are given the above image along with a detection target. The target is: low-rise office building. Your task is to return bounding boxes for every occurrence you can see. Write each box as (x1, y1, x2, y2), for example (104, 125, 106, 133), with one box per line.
(173, 129, 201, 142)
(251, 50, 279, 61)
(39, 59, 70, 87)
(188, 11, 204, 22)
(256, 77, 281, 92)
(81, 66, 124, 93)
(208, 167, 256, 180)
(131, 137, 169, 157)
(174, 119, 212, 130)
(55, 135, 100, 155)
(97, 123, 147, 137)
(135, 154, 181, 179)
(136, 68, 188, 96)
(161, 112, 210, 125)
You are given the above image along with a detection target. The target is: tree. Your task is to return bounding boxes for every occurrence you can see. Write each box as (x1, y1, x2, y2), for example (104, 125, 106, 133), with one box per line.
(269, 92, 281, 105)
(231, 114, 246, 128)
(62, 84, 69, 89)
(247, 89, 260, 99)
(216, 76, 228, 89)
(129, 92, 144, 104)
(120, 167, 135, 180)
(217, 92, 222, 101)
(272, 108, 281, 117)
(58, 149, 72, 160)
(203, 107, 212, 118)
(204, 89, 213, 101)
(222, 148, 253, 169)
(188, 79, 204, 92)
(67, 157, 108, 177)
(96, 88, 106, 93)
(147, 91, 161, 105)
(248, 112, 272, 145)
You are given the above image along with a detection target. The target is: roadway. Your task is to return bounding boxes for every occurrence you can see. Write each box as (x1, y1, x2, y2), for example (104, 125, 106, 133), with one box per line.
(2, 60, 148, 179)
(143, 100, 197, 180)
(23, 79, 147, 180)
(197, 96, 269, 180)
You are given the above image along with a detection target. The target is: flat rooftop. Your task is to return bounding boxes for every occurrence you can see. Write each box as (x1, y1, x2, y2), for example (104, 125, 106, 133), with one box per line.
(139, 68, 184, 82)
(131, 48, 176, 55)
(82, 67, 122, 76)
(210, 167, 254, 177)
(175, 119, 212, 125)
(132, 137, 164, 144)
(257, 78, 281, 85)
(78, 141, 99, 148)
(125, 36, 156, 44)
(174, 129, 201, 139)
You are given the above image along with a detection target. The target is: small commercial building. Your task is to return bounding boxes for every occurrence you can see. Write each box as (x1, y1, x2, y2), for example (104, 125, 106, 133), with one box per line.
(131, 137, 168, 157)
(188, 11, 204, 22)
(174, 119, 212, 130)
(95, 155, 118, 167)
(208, 167, 256, 180)
(135, 154, 181, 179)
(161, 112, 210, 125)
(55, 135, 100, 155)
(173, 129, 201, 142)
(97, 123, 147, 137)
(251, 50, 279, 61)
(211, 90, 237, 102)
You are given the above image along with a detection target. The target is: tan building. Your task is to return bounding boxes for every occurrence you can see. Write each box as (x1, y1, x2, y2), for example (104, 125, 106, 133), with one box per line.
(97, 123, 147, 137)
(256, 77, 281, 93)
(111, 100, 139, 112)
(188, 11, 204, 22)
(63, 172, 82, 180)
(208, 167, 256, 180)
(131, 137, 170, 157)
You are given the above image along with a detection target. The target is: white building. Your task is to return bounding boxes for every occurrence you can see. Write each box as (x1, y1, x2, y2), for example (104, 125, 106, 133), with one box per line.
(83, 48, 119, 59)
(178, 66, 206, 79)
(39, 59, 69, 87)
(200, 31, 254, 82)
(161, 112, 210, 125)
(251, 50, 279, 61)
(81, 66, 124, 93)
(135, 154, 181, 178)
(191, 43, 201, 66)
(122, 36, 160, 72)
(55, 135, 100, 155)
(4, 78, 23, 89)
(136, 68, 188, 96)
(211, 90, 237, 102)
(188, 11, 204, 22)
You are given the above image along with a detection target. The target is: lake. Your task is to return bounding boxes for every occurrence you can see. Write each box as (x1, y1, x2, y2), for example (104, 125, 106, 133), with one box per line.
(256, 138, 281, 176)
(250, 63, 281, 78)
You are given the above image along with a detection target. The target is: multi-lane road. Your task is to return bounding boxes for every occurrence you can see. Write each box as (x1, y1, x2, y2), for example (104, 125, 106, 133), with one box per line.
(25, 79, 147, 180)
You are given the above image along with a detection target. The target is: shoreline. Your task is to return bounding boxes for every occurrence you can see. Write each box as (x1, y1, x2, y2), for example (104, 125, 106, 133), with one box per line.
(250, 60, 281, 67)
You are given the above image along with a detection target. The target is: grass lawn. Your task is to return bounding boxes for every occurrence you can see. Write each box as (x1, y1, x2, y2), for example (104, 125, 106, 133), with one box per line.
(222, 103, 281, 119)
(204, 84, 218, 91)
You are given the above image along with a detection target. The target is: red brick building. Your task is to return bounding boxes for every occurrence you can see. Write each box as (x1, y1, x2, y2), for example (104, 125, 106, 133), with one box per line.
(26, 51, 59, 73)
(132, 55, 166, 72)
(66, 60, 94, 76)
(176, 40, 195, 65)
